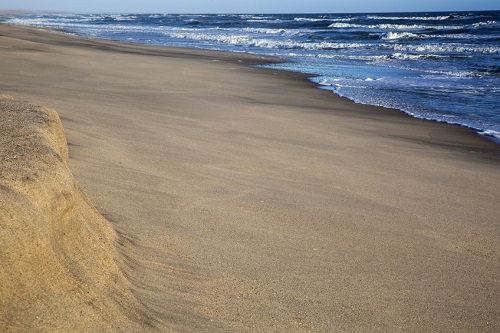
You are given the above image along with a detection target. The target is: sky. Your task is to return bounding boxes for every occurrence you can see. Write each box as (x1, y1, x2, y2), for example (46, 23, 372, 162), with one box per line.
(1, 0, 498, 14)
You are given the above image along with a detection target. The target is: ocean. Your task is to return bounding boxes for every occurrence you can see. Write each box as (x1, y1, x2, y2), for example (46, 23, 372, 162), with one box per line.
(3, 11, 500, 142)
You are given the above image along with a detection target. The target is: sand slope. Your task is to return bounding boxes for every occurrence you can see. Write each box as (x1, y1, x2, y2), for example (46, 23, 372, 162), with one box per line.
(0, 95, 149, 331)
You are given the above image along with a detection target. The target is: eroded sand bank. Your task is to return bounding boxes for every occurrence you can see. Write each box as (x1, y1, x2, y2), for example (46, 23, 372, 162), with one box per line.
(0, 95, 150, 331)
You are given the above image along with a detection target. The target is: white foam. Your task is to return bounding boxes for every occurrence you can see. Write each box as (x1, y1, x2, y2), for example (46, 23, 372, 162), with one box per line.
(247, 18, 283, 23)
(382, 31, 421, 40)
(159, 29, 373, 51)
(328, 22, 464, 30)
(389, 53, 448, 60)
(312, 76, 341, 86)
(473, 20, 498, 27)
(315, 54, 388, 61)
(294, 17, 328, 22)
(388, 43, 500, 54)
(243, 27, 301, 36)
(107, 14, 137, 21)
(328, 22, 358, 28)
(367, 15, 453, 21)
(478, 129, 500, 139)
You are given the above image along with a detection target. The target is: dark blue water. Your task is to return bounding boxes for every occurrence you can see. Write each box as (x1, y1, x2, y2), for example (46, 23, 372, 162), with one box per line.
(3, 12, 500, 141)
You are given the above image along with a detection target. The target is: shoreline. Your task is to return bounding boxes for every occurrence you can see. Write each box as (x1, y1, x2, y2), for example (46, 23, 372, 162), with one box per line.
(88, 28, 500, 149)
(12, 21, 500, 158)
(2, 13, 500, 145)
(1, 23, 499, 332)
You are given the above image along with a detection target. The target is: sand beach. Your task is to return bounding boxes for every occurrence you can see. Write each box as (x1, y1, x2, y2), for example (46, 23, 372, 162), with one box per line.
(1, 23, 499, 332)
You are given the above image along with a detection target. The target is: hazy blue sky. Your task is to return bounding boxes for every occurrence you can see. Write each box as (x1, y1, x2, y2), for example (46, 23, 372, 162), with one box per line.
(1, 0, 498, 13)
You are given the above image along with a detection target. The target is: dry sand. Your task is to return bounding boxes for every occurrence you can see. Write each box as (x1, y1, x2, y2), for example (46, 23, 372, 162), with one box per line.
(1, 23, 499, 332)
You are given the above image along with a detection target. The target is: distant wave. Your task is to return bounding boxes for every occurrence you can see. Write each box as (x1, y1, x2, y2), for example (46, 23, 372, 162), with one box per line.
(388, 43, 500, 54)
(328, 22, 464, 30)
(294, 17, 332, 22)
(381, 31, 422, 40)
(366, 15, 454, 21)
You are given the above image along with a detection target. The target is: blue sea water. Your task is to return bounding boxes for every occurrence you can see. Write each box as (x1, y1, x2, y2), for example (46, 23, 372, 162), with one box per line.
(3, 12, 500, 141)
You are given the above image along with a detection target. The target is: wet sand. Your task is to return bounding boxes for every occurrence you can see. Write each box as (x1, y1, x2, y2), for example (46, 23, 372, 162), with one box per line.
(1, 23, 499, 332)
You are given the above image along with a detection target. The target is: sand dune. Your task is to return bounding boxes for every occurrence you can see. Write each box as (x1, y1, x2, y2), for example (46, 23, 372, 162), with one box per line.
(0, 95, 150, 331)
(1, 23, 499, 332)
